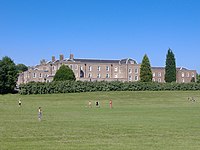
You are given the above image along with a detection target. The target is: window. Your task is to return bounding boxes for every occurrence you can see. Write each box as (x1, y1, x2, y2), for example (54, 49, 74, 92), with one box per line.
(39, 73, 42, 78)
(97, 66, 101, 71)
(182, 78, 185, 83)
(135, 76, 138, 81)
(153, 72, 155, 77)
(192, 72, 195, 77)
(128, 75, 132, 81)
(158, 78, 161, 82)
(106, 74, 110, 78)
(158, 72, 161, 77)
(106, 66, 109, 71)
(114, 67, 118, 72)
(97, 74, 101, 78)
(75, 65, 78, 70)
(135, 68, 138, 73)
(70, 65, 73, 69)
(52, 66, 55, 71)
(88, 73, 92, 78)
(33, 73, 36, 78)
(187, 72, 190, 77)
(181, 72, 184, 77)
(89, 66, 92, 71)
(128, 68, 132, 73)
(152, 78, 155, 82)
(114, 74, 118, 78)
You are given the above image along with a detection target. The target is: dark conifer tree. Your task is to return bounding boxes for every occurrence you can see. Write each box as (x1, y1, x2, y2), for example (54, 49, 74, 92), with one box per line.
(165, 48, 176, 82)
(140, 54, 152, 82)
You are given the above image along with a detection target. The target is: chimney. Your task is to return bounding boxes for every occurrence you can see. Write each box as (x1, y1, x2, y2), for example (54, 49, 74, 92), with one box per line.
(52, 56, 55, 62)
(60, 54, 64, 61)
(70, 54, 74, 60)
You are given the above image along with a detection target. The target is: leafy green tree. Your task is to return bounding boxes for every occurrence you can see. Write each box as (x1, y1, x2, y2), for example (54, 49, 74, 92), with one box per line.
(165, 48, 176, 82)
(53, 65, 76, 81)
(140, 54, 152, 82)
(196, 74, 200, 83)
(16, 64, 28, 73)
(191, 77, 195, 82)
(0, 56, 18, 94)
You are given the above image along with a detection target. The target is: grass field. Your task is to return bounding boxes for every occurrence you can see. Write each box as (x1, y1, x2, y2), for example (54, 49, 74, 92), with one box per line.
(1, 91, 200, 150)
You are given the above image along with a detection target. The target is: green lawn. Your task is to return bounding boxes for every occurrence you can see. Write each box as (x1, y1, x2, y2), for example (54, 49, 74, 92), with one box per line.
(1, 91, 200, 150)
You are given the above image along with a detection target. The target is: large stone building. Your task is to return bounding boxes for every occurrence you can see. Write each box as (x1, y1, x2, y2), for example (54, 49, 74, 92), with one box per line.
(17, 54, 197, 85)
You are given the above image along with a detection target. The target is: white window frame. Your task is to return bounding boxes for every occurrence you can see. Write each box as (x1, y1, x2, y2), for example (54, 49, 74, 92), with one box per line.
(106, 73, 110, 78)
(153, 72, 155, 77)
(187, 72, 190, 77)
(39, 73, 42, 78)
(33, 73, 36, 78)
(88, 73, 92, 78)
(106, 66, 109, 71)
(135, 68, 138, 73)
(182, 72, 185, 77)
(114, 67, 118, 72)
(97, 73, 101, 78)
(128, 68, 132, 73)
(158, 72, 161, 77)
(89, 66, 92, 71)
(135, 75, 138, 81)
(97, 66, 101, 71)
(128, 75, 132, 81)
(192, 72, 195, 77)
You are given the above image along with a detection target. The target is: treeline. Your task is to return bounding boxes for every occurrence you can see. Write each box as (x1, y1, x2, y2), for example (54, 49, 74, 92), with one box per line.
(19, 81, 200, 95)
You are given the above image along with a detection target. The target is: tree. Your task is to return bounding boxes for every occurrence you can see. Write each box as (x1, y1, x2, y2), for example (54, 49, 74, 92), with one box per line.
(165, 48, 176, 83)
(140, 54, 152, 82)
(16, 64, 28, 73)
(53, 65, 76, 81)
(191, 77, 195, 82)
(0, 56, 18, 94)
(196, 74, 200, 83)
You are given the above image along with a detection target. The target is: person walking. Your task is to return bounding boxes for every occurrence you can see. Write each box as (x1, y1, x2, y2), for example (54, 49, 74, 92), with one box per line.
(18, 98, 22, 107)
(38, 107, 42, 121)
(109, 100, 112, 108)
(88, 100, 92, 108)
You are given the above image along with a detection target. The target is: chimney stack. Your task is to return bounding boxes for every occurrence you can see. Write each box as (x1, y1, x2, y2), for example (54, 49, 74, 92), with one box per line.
(52, 56, 55, 62)
(60, 54, 64, 61)
(70, 54, 74, 60)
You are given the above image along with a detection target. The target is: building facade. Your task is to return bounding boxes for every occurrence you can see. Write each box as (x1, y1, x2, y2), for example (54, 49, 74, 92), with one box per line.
(17, 54, 197, 85)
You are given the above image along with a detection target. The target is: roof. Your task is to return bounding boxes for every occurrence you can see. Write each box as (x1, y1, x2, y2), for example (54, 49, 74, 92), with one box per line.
(73, 58, 120, 64)
(151, 67, 165, 70)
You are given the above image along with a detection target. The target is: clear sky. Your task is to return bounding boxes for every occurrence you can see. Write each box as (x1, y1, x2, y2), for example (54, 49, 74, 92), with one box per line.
(0, 0, 200, 73)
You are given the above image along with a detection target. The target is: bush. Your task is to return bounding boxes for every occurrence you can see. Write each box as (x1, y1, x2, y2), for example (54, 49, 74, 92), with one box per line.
(19, 81, 200, 95)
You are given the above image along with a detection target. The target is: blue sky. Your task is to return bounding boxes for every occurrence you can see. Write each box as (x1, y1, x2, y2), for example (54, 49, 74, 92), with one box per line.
(0, 0, 200, 73)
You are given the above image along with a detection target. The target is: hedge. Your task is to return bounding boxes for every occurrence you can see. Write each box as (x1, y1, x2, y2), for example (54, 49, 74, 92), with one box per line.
(19, 81, 200, 95)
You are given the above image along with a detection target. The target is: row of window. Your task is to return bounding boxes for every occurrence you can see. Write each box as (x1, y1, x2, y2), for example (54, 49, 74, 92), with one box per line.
(153, 72, 195, 78)
(152, 78, 162, 82)
(33, 73, 48, 78)
(52, 65, 139, 73)
(153, 72, 162, 77)
(181, 72, 195, 77)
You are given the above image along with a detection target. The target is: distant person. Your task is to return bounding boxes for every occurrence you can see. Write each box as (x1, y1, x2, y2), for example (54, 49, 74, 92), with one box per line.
(96, 101, 100, 107)
(88, 101, 92, 108)
(38, 107, 42, 121)
(18, 98, 22, 107)
(109, 100, 112, 108)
